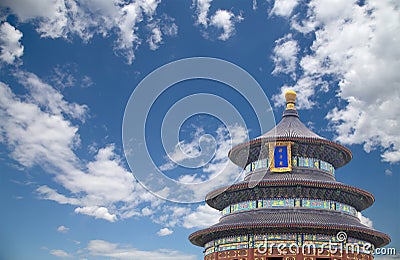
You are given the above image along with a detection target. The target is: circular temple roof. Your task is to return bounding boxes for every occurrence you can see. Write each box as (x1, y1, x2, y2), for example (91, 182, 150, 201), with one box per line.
(205, 180, 375, 211)
(189, 208, 391, 248)
(228, 92, 352, 168)
(189, 91, 390, 251)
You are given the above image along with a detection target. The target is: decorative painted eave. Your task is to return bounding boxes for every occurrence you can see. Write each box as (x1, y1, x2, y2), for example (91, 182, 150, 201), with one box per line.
(189, 208, 390, 248)
(205, 180, 374, 211)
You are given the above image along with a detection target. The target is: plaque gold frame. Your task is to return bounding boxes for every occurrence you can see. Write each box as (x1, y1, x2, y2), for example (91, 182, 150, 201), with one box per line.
(269, 141, 293, 172)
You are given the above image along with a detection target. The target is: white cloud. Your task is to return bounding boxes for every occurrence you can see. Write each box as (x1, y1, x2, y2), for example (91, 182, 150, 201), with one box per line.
(48, 65, 94, 89)
(271, 34, 299, 79)
(159, 124, 246, 201)
(0, 72, 161, 222)
(15, 71, 87, 120)
(49, 249, 71, 258)
(146, 15, 178, 51)
(0, 0, 69, 39)
(147, 23, 163, 50)
(81, 75, 94, 88)
(141, 206, 153, 216)
(272, 0, 400, 163)
(253, 0, 258, 11)
(0, 22, 24, 65)
(194, 0, 213, 27)
(75, 206, 117, 222)
(358, 212, 373, 228)
(309, 0, 400, 163)
(0, 81, 81, 169)
(0, 0, 175, 64)
(161, 124, 246, 173)
(270, 0, 299, 18)
(162, 22, 178, 37)
(114, 2, 142, 64)
(87, 239, 196, 260)
(150, 205, 191, 228)
(48, 65, 76, 89)
(36, 186, 80, 205)
(210, 10, 243, 41)
(272, 77, 322, 109)
(1, 72, 240, 229)
(182, 204, 220, 229)
(193, 0, 243, 41)
(57, 225, 69, 233)
(160, 126, 215, 171)
(307, 0, 355, 25)
(384, 169, 393, 176)
(157, 227, 173, 236)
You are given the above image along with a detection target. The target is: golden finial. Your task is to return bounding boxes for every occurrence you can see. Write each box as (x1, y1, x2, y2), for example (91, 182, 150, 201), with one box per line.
(285, 90, 296, 110)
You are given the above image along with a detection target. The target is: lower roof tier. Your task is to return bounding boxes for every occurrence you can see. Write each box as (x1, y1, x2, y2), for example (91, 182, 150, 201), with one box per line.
(189, 208, 390, 248)
(206, 180, 374, 211)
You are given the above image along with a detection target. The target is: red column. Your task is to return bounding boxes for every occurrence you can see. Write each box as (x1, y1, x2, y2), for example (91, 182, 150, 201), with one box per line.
(248, 248, 255, 260)
(342, 250, 347, 260)
(296, 251, 304, 260)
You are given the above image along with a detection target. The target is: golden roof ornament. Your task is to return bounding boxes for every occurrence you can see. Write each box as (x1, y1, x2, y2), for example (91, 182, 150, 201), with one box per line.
(285, 90, 296, 110)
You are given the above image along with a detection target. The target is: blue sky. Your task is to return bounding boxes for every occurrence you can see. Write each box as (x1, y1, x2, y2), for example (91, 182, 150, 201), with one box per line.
(0, 0, 399, 259)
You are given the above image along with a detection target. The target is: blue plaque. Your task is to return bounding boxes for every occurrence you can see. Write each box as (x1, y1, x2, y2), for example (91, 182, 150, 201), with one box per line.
(269, 142, 292, 172)
(274, 146, 289, 168)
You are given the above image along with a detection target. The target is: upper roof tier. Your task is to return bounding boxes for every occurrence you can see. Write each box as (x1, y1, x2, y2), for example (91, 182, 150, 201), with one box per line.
(228, 91, 352, 169)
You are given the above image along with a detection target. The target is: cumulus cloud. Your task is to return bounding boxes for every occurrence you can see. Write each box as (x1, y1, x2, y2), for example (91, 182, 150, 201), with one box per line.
(141, 206, 153, 216)
(157, 227, 173, 236)
(87, 239, 196, 260)
(49, 249, 71, 258)
(158, 124, 246, 201)
(57, 225, 69, 233)
(36, 186, 80, 205)
(384, 169, 393, 176)
(272, 77, 323, 109)
(147, 16, 178, 51)
(271, 34, 299, 79)
(310, 0, 400, 163)
(0, 0, 175, 64)
(271, 0, 400, 163)
(15, 71, 87, 120)
(161, 125, 246, 174)
(75, 206, 117, 222)
(270, 0, 299, 18)
(0, 82, 82, 169)
(194, 0, 212, 27)
(182, 204, 220, 229)
(148, 202, 220, 230)
(160, 126, 215, 171)
(149, 205, 190, 228)
(210, 10, 243, 41)
(358, 212, 374, 228)
(147, 23, 163, 51)
(193, 0, 243, 40)
(0, 73, 161, 222)
(0, 22, 24, 65)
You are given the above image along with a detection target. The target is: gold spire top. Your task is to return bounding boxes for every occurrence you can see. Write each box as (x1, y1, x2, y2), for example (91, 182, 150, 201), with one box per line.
(285, 90, 297, 110)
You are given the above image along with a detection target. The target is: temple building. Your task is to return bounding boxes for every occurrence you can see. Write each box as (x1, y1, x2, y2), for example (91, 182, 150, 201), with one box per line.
(189, 91, 390, 260)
